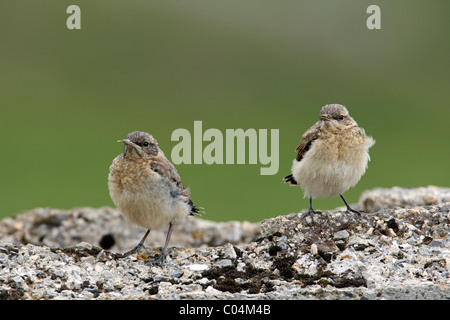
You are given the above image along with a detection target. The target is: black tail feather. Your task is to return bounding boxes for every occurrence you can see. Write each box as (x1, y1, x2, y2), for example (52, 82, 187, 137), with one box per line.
(283, 174, 298, 185)
(190, 204, 204, 216)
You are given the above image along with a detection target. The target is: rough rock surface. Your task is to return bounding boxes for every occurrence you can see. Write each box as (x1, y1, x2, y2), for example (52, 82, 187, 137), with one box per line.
(0, 186, 449, 300)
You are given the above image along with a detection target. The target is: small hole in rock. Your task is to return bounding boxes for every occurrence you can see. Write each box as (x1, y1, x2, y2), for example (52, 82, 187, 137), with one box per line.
(99, 233, 115, 250)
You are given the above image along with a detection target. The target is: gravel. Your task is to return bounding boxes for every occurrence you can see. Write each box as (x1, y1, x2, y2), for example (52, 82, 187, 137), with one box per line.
(0, 185, 449, 300)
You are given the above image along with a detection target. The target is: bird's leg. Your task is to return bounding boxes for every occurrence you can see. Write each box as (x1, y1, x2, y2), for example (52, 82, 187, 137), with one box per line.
(123, 229, 150, 257)
(340, 194, 362, 215)
(301, 197, 321, 223)
(147, 221, 175, 265)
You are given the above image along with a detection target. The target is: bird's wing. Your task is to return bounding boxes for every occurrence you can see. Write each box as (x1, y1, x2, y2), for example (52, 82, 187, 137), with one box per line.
(150, 156, 185, 189)
(150, 155, 203, 215)
(294, 122, 320, 162)
(283, 122, 321, 185)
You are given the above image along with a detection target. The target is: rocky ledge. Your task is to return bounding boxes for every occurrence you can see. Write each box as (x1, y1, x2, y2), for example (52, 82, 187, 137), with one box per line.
(0, 186, 449, 300)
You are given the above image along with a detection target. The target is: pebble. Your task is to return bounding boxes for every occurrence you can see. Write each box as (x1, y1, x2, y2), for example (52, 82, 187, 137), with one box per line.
(428, 239, 446, 248)
(186, 264, 209, 271)
(215, 259, 233, 268)
(334, 230, 350, 240)
(310, 243, 318, 255)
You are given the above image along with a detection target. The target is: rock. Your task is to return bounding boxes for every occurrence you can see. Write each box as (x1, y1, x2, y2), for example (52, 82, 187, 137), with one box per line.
(359, 185, 450, 212)
(428, 239, 446, 248)
(215, 259, 233, 268)
(334, 230, 350, 240)
(0, 207, 261, 253)
(0, 186, 449, 300)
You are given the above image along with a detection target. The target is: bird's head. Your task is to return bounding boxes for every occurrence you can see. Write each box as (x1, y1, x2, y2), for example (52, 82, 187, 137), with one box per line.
(119, 131, 159, 160)
(319, 104, 357, 131)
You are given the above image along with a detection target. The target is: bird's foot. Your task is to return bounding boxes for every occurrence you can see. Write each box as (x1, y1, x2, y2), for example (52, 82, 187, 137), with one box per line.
(301, 208, 322, 223)
(345, 206, 363, 216)
(145, 255, 165, 266)
(144, 247, 172, 266)
(122, 243, 146, 257)
(340, 195, 364, 217)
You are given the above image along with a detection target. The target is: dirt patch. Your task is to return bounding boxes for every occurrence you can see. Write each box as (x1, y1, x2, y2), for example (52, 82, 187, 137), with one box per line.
(202, 263, 276, 294)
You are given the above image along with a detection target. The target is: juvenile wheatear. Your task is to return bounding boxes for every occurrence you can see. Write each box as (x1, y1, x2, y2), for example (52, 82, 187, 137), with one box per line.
(284, 104, 375, 222)
(108, 131, 202, 264)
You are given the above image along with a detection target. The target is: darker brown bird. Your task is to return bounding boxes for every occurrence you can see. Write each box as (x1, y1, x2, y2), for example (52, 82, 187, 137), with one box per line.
(108, 131, 202, 264)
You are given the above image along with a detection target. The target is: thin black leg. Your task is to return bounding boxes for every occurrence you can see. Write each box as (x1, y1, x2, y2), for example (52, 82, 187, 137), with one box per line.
(340, 194, 362, 215)
(301, 197, 321, 223)
(148, 221, 175, 265)
(123, 229, 151, 257)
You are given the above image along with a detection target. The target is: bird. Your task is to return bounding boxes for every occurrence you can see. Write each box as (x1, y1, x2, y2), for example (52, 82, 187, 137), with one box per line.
(284, 104, 375, 222)
(108, 131, 202, 264)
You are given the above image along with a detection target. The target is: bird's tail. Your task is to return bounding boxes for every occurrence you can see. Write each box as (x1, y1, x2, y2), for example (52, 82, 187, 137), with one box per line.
(190, 204, 205, 216)
(283, 174, 298, 185)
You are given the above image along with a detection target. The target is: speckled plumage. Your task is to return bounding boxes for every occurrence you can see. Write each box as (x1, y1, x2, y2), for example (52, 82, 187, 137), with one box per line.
(108, 131, 201, 263)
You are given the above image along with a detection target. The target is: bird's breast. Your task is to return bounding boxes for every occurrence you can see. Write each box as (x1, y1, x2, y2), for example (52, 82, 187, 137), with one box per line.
(108, 157, 155, 195)
(108, 156, 190, 229)
(291, 128, 372, 198)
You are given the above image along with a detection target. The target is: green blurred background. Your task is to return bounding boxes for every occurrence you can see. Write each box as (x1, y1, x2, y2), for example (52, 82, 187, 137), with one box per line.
(1, 1, 449, 222)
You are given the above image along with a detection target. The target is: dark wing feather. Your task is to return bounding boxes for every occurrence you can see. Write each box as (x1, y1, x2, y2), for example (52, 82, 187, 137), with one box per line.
(283, 121, 321, 185)
(294, 122, 320, 162)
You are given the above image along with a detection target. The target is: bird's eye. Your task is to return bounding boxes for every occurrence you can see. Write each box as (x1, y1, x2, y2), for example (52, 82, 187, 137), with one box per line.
(338, 115, 344, 120)
(143, 141, 149, 147)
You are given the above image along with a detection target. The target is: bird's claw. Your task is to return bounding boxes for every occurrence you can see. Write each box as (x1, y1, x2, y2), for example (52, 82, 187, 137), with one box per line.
(301, 208, 321, 224)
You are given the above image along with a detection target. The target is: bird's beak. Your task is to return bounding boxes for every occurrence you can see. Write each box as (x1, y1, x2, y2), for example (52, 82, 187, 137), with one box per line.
(320, 114, 332, 121)
(119, 139, 145, 157)
(119, 139, 134, 146)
